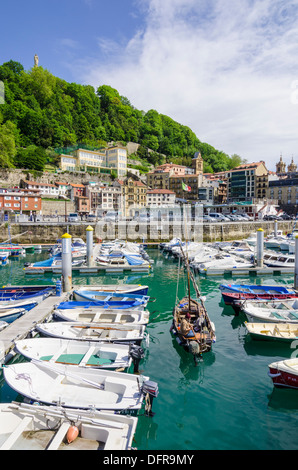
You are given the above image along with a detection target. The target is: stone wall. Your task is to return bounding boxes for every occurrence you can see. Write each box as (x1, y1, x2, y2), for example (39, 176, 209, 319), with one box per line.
(0, 168, 112, 188)
(41, 199, 76, 216)
(0, 220, 294, 244)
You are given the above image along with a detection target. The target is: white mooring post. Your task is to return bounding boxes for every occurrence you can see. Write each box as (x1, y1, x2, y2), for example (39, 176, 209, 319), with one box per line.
(295, 235, 298, 291)
(256, 228, 264, 268)
(86, 225, 94, 267)
(61, 232, 72, 292)
(274, 220, 278, 237)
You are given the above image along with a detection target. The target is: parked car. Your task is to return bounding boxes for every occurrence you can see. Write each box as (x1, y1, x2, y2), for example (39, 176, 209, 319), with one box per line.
(237, 214, 252, 221)
(104, 211, 118, 222)
(86, 214, 97, 222)
(277, 213, 292, 220)
(67, 213, 80, 222)
(263, 214, 278, 221)
(202, 215, 214, 222)
(208, 213, 230, 222)
(225, 214, 238, 221)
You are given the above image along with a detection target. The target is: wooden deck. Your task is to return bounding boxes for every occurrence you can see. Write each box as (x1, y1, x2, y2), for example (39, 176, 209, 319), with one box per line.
(0, 292, 70, 361)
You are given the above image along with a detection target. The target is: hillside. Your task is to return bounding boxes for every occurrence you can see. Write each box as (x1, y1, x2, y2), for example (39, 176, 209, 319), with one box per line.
(0, 60, 244, 173)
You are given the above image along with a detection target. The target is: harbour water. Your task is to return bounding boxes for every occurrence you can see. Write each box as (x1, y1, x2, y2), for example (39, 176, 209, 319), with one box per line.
(0, 248, 298, 450)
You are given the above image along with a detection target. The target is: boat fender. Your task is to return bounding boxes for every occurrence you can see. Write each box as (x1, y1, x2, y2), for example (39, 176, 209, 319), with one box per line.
(267, 371, 281, 378)
(66, 425, 79, 444)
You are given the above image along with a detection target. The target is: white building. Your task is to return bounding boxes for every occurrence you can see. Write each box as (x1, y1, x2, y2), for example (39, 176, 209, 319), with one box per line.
(20, 180, 60, 198)
(106, 146, 127, 177)
(59, 146, 127, 177)
(146, 189, 176, 206)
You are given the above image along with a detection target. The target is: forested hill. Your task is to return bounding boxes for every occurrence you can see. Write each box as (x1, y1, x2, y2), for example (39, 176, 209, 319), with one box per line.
(0, 60, 244, 172)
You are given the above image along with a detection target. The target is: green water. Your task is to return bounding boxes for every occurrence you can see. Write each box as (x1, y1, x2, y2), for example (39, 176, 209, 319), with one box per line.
(1, 249, 298, 450)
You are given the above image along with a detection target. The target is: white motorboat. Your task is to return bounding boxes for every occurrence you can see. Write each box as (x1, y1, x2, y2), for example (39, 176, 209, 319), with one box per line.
(0, 401, 138, 450)
(245, 322, 298, 342)
(14, 338, 133, 370)
(36, 321, 146, 343)
(198, 254, 254, 274)
(189, 246, 220, 270)
(263, 252, 295, 268)
(243, 232, 257, 246)
(219, 240, 254, 256)
(3, 361, 155, 411)
(54, 307, 150, 325)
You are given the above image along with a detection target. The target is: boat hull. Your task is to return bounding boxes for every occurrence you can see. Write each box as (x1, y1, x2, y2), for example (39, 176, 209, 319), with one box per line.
(268, 361, 298, 389)
(221, 291, 298, 306)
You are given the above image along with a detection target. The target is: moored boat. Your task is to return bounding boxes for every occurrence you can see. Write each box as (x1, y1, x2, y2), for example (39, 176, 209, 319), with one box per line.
(170, 241, 216, 364)
(3, 361, 157, 412)
(221, 290, 298, 306)
(268, 358, 298, 389)
(69, 292, 150, 309)
(15, 338, 133, 370)
(245, 322, 298, 342)
(240, 300, 298, 323)
(54, 306, 150, 324)
(0, 401, 138, 450)
(36, 321, 146, 343)
(219, 283, 296, 296)
(73, 284, 149, 297)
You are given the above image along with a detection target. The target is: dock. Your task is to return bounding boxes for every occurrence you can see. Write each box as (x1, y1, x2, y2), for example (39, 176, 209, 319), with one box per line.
(0, 291, 70, 361)
(25, 265, 151, 275)
(198, 267, 295, 276)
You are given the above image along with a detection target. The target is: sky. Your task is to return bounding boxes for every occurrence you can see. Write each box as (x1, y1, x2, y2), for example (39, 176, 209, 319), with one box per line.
(1, 0, 298, 171)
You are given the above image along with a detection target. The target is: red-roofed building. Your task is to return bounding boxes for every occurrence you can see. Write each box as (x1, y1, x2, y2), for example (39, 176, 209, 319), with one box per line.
(146, 189, 176, 207)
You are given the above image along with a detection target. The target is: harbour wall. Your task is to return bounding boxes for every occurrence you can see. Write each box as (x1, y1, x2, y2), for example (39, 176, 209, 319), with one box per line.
(0, 220, 294, 244)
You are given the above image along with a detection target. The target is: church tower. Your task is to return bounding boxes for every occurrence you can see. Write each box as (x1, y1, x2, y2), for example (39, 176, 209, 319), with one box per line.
(288, 156, 297, 173)
(192, 152, 204, 175)
(276, 154, 286, 175)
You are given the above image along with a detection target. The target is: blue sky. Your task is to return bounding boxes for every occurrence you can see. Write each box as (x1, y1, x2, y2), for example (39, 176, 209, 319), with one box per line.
(1, 0, 298, 171)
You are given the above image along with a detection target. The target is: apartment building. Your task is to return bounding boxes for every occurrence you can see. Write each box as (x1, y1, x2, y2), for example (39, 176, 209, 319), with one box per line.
(85, 183, 123, 216)
(146, 164, 187, 190)
(0, 189, 41, 215)
(146, 189, 176, 207)
(225, 161, 269, 202)
(268, 174, 298, 214)
(20, 180, 60, 198)
(106, 146, 127, 177)
(120, 178, 147, 217)
(169, 174, 204, 202)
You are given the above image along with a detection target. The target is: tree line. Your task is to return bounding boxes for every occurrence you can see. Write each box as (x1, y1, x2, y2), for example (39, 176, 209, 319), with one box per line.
(0, 60, 245, 172)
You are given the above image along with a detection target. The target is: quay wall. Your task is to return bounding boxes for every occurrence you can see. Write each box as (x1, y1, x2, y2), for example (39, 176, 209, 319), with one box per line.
(0, 220, 295, 244)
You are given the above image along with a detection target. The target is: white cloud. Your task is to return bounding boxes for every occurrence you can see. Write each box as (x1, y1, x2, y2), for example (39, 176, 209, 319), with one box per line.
(81, 0, 298, 170)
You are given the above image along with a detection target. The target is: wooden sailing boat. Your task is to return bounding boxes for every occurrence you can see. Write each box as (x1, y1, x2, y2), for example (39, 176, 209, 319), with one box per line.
(170, 241, 216, 364)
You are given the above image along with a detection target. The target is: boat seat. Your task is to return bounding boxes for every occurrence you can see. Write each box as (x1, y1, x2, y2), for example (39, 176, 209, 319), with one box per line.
(290, 311, 298, 319)
(46, 421, 71, 450)
(270, 311, 284, 319)
(0, 416, 33, 450)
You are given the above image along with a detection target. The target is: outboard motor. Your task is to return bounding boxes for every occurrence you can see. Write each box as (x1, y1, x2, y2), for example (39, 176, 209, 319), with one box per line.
(142, 380, 159, 417)
(129, 344, 145, 374)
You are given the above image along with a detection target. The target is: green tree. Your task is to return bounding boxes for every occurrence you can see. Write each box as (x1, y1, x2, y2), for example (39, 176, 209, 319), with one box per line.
(14, 145, 47, 171)
(0, 119, 17, 167)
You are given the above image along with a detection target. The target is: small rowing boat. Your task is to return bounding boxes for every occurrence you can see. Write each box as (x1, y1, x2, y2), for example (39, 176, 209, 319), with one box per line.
(245, 322, 298, 342)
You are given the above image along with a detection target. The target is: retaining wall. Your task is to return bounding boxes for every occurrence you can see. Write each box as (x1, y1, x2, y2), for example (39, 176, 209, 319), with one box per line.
(0, 220, 294, 244)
